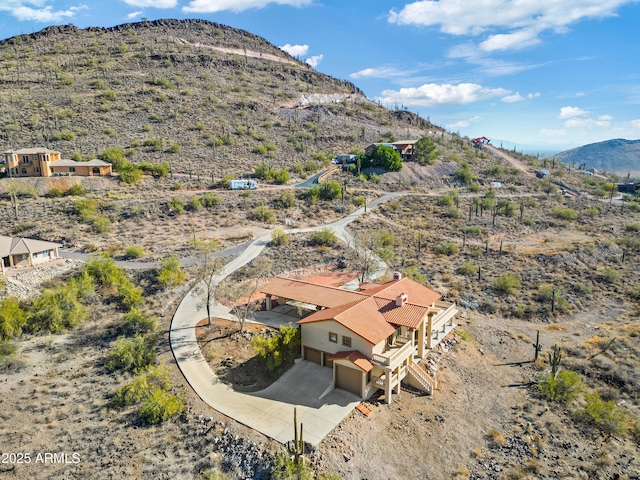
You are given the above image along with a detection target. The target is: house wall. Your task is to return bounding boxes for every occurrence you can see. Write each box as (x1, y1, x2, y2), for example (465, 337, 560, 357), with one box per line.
(4, 151, 60, 178)
(51, 165, 112, 176)
(31, 249, 56, 265)
(301, 322, 375, 358)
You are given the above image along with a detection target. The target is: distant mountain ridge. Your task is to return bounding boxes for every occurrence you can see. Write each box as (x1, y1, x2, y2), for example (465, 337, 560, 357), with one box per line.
(552, 138, 640, 177)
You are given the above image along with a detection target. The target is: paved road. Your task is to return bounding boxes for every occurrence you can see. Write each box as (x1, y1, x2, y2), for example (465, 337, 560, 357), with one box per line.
(169, 192, 399, 445)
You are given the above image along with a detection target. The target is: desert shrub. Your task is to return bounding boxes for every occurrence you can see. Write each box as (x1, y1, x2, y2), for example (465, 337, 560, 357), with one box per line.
(138, 388, 183, 424)
(446, 206, 461, 218)
(552, 206, 578, 220)
(405, 265, 426, 284)
(454, 162, 473, 184)
(368, 173, 381, 184)
(271, 452, 316, 480)
(274, 168, 290, 184)
(522, 217, 534, 226)
(107, 334, 157, 373)
(46, 187, 64, 198)
(538, 370, 582, 403)
(370, 144, 402, 171)
(75, 197, 98, 222)
(599, 267, 620, 283)
(353, 195, 366, 207)
(253, 205, 275, 223)
(28, 286, 86, 334)
(112, 365, 171, 408)
(305, 186, 320, 204)
(459, 262, 477, 276)
(271, 229, 290, 246)
(122, 308, 157, 335)
(581, 392, 627, 434)
(537, 285, 570, 313)
(66, 184, 86, 196)
(493, 274, 521, 295)
(279, 190, 296, 208)
(435, 242, 459, 256)
(625, 223, 640, 232)
(168, 196, 186, 215)
(0, 297, 27, 340)
(319, 181, 342, 200)
(117, 282, 144, 309)
(439, 195, 454, 207)
(310, 228, 337, 247)
(85, 255, 126, 288)
(53, 129, 75, 141)
(118, 164, 144, 184)
(91, 215, 111, 234)
(462, 226, 482, 236)
(254, 163, 276, 180)
(188, 196, 202, 211)
(220, 174, 234, 189)
(199, 193, 222, 209)
(252, 324, 300, 372)
(157, 256, 185, 287)
(124, 245, 144, 259)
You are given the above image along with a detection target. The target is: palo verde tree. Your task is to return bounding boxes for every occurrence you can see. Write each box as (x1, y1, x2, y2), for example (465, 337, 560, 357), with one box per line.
(192, 238, 223, 327)
(216, 257, 272, 332)
(348, 229, 395, 283)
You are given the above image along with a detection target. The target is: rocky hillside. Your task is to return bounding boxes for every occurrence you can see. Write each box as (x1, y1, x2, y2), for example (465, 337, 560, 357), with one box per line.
(0, 19, 431, 177)
(552, 138, 640, 177)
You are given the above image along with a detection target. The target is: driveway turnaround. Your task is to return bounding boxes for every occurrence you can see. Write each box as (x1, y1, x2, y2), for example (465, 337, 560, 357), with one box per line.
(169, 192, 400, 446)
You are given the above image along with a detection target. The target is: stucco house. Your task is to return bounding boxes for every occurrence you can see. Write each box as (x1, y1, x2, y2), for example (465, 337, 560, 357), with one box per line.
(260, 274, 458, 403)
(364, 140, 417, 162)
(0, 235, 62, 274)
(2, 148, 112, 177)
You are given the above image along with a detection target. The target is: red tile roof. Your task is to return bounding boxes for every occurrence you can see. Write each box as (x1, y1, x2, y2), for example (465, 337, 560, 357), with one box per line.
(260, 277, 368, 308)
(327, 351, 374, 372)
(261, 276, 442, 344)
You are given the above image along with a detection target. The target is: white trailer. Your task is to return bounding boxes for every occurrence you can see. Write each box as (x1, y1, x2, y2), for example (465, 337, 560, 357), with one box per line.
(229, 179, 258, 190)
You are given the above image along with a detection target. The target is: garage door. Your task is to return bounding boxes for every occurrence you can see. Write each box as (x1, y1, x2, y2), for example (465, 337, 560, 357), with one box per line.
(335, 364, 362, 396)
(304, 346, 322, 365)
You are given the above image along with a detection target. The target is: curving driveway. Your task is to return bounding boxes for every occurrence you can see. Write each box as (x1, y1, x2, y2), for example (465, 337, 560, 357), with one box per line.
(169, 192, 401, 445)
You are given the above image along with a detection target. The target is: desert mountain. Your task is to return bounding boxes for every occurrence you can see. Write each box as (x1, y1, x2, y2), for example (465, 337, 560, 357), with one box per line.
(552, 138, 640, 177)
(0, 19, 431, 176)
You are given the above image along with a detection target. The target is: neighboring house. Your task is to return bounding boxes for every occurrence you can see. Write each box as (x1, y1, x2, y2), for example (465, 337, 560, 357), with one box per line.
(364, 140, 418, 161)
(260, 274, 458, 404)
(2, 148, 112, 177)
(0, 235, 61, 274)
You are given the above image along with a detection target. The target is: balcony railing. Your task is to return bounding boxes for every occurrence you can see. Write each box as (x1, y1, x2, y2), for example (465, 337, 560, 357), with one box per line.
(372, 340, 414, 368)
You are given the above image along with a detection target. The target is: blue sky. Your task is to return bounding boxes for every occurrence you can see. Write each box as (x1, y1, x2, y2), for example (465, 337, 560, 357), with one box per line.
(1, 1, 639, 153)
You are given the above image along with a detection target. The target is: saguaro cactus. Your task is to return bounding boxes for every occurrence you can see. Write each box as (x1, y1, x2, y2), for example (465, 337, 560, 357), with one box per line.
(287, 408, 304, 464)
(533, 330, 542, 362)
(548, 344, 562, 377)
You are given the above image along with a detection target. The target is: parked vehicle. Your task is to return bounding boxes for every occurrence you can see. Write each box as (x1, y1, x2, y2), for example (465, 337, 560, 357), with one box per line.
(229, 179, 258, 190)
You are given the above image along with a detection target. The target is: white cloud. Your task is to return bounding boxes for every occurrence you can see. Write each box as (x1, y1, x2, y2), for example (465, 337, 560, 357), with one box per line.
(528, 92, 541, 99)
(123, 0, 177, 7)
(502, 93, 524, 103)
(126, 10, 143, 19)
(1, 2, 84, 22)
(630, 119, 640, 130)
(377, 82, 509, 107)
(279, 44, 309, 57)
(305, 54, 323, 68)
(558, 106, 590, 119)
(389, 0, 633, 51)
(350, 67, 406, 79)
(447, 43, 539, 76)
(183, 0, 311, 13)
(446, 116, 482, 130)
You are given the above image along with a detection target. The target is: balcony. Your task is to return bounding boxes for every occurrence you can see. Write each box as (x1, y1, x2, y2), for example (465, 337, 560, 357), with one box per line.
(372, 340, 415, 369)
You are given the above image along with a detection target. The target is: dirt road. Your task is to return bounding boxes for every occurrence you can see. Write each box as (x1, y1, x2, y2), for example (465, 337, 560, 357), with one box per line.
(483, 144, 532, 175)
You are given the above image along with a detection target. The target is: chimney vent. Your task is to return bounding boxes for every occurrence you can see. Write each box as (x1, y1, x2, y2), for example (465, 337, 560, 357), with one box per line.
(396, 293, 408, 307)
(393, 271, 402, 281)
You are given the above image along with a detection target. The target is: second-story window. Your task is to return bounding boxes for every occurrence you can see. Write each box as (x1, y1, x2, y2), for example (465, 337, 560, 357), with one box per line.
(342, 336, 352, 348)
(329, 332, 338, 343)
(22, 156, 29, 163)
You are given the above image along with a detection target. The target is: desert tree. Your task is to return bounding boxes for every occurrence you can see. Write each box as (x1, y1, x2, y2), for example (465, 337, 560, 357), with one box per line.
(192, 238, 223, 327)
(216, 257, 272, 332)
(348, 229, 395, 283)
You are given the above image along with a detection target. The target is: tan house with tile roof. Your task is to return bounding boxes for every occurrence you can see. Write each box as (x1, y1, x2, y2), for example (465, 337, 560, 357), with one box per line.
(0, 235, 61, 274)
(3, 148, 112, 177)
(260, 274, 458, 403)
